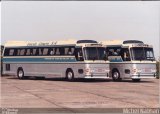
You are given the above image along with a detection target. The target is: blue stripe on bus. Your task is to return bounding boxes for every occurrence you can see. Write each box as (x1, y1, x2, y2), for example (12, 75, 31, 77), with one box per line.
(3, 57, 77, 62)
(109, 59, 123, 62)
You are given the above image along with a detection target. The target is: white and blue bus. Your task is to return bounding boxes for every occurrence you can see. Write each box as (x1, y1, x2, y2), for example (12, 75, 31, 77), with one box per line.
(103, 40, 157, 82)
(2, 40, 110, 81)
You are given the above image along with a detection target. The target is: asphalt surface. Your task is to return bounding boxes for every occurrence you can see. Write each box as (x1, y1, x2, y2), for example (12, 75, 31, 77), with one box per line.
(0, 76, 159, 110)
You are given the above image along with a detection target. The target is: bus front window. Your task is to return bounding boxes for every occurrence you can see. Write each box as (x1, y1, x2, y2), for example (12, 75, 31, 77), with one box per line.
(131, 47, 155, 61)
(84, 47, 106, 60)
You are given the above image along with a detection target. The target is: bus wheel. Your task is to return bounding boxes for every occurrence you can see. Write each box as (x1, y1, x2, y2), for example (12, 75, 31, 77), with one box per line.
(112, 70, 121, 81)
(132, 79, 141, 82)
(17, 68, 25, 79)
(66, 69, 74, 81)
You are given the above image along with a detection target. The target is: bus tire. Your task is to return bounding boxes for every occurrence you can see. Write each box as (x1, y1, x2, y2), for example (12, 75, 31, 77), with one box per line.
(112, 69, 121, 81)
(17, 68, 25, 79)
(66, 69, 74, 81)
(132, 79, 141, 82)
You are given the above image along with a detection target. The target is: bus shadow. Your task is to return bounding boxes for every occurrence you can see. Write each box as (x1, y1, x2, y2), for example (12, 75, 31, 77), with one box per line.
(5, 76, 155, 83)
(114, 80, 155, 83)
(4, 76, 107, 82)
(45, 78, 155, 83)
(46, 78, 112, 83)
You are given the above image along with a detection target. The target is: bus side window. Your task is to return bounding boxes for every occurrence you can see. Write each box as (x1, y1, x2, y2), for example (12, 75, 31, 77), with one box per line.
(38, 48, 42, 55)
(30, 49, 33, 55)
(55, 48, 60, 55)
(20, 49, 25, 56)
(13, 49, 18, 56)
(113, 50, 118, 55)
(9, 49, 14, 56)
(64, 47, 68, 55)
(107, 48, 115, 56)
(59, 47, 64, 55)
(32, 49, 37, 55)
(4, 48, 10, 56)
(50, 48, 56, 55)
(34, 48, 39, 56)
(71, 48, 75, 55)
(26, 49, 31, 56)
(43, 48, 48, 56)
(68, 47, 75, 55)
(67, 48, 72, 55)
(17, 49, 21, 56)
(107, 47, 121, 56)
(48, 47, 52, 55)
(64, 47, 75, 55)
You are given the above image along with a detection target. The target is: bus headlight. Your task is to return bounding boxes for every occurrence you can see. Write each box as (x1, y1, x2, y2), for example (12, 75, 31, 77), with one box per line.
(132, 68, 141, 73)
(105, 69, 110, 73)
(151, 69, 156, 73)
(85, 68, 91, 74)
(132, 68, 137, 73)
(137, 69, 142, 73)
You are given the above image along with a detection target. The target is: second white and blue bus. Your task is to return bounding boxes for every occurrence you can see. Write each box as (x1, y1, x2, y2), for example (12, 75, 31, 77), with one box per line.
(103, 40, 156, 82)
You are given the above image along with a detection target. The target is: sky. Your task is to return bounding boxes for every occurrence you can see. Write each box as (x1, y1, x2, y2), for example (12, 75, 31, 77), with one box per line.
(1, 1, 160, 59)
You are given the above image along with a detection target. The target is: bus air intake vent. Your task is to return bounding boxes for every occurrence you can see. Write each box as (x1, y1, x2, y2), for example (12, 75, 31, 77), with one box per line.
(123, 40, 144, 44)
(77, 40, 98, 44)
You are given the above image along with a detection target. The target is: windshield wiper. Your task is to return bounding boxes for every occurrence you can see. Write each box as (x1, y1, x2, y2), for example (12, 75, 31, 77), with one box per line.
(147, 57, 154, 61)
(139, 48, 145, 61)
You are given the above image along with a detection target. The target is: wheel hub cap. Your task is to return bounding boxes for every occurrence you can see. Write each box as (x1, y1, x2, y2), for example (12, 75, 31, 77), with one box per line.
(19, 71, 23, 77)
(68, 72, 72, 79)
(113, 72, 119, 79)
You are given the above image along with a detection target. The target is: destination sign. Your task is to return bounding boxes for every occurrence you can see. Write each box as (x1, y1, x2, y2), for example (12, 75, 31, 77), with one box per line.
(134, 44, 150, 47)
(27, 41, 57, 46)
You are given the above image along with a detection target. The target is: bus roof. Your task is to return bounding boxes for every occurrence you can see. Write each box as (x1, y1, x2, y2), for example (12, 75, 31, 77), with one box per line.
(4, 39, 99, 47)
(102, 40, 153, 48)
(4, 39, 76, 47)
(102, 40, 123, 46)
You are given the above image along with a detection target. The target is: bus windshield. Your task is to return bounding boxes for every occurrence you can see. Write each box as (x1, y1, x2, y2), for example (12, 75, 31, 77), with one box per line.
(131, 47, 155, 61)
(84, 47, 107, 60)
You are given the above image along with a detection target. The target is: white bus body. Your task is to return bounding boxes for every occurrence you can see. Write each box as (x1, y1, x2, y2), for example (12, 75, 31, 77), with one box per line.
(2, 40, 110, 81)
(102, 40, 156, 82)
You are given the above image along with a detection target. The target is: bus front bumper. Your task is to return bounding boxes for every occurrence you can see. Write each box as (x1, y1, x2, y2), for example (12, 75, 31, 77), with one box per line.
(84, 74, 110, 79)
(131, 74, 157, 79)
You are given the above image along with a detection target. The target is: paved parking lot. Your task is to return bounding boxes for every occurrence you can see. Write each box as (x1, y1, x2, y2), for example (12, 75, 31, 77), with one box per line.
(0, 76, 159, 110)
